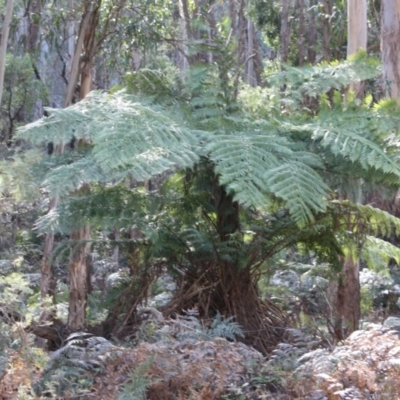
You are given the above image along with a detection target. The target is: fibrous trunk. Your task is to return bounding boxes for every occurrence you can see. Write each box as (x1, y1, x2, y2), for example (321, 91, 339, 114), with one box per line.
(161, 179, 289, 354)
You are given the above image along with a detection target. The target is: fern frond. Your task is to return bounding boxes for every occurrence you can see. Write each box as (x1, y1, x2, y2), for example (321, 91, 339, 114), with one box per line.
(118, 355, 155, 400)
(362, 236, 400, 275)
(42, 155, 104, 197)
(209, 312, 244, 340)
(18, 91, 206, 197)
(207, 125, 329, 226)
(268, 50, 380, 102)
(332, 200, 400, 237)
(264, 161, 329, 226)
(313, 112, 400, 177)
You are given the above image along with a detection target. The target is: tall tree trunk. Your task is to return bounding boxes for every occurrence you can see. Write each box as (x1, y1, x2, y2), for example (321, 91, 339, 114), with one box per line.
(307, 0, 317, 64)
(24, 0, 57, 325)
(40, 198, 58, 324)
(321, 0, 332, 62)
(64, 8, 92, 107)
(280, 0, 291, 63)
(178, 0, 190, 73)
(67, 1, 101, 330)
(245, 19, 257, 86)
(0, 0, 14, 110)
(347, 0, 367, 96)
(68, 224, 90, 329)
(331, 0, 367, 341)
(334, 251, 360, 339)
(40, 0, 77, 325)
(381, 0, 400, 102)
(297, 0, 306, 66)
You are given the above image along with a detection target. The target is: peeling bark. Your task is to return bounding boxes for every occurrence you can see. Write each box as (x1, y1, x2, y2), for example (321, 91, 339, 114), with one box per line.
(68, 225, 90, 329)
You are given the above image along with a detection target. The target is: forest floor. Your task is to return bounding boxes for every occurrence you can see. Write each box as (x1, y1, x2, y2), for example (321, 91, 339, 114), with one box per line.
(1, 316, 400, 399)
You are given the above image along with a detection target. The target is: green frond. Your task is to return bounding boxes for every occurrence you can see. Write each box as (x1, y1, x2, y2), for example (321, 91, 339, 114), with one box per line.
(18, 91, 206, 197)
(17, 102, 94, 144)
(264, 161, 329, 226)
(35, 185, 148, 234)
(207, 127, 291, 206)
(313, 112, 400, 177)
(332, 200, 400, 237)
(206, 126, 329, 226)
(125, 68, 179, 102)
(208, 312, 244, 340)
(118, 355, 155, 400)
(0, 150, 42, 201)
(362, 236, 400, 275)
(42, 155, 104, 197)
(268, 51, 380, 101)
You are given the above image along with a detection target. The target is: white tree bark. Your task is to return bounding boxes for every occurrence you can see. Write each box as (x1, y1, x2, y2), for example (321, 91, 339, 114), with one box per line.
(381, 0, 400, 103)
(0, 0, 14, 110)
(347, 0, 367, 97)
(347, 0, 367, 55)
(246, 19, 257, 87)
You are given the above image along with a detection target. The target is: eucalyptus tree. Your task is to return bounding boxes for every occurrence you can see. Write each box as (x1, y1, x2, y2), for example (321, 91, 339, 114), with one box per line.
(327, 0, 368, 340)
(381, 0, 400, 103)
(0, 0, 14, 110)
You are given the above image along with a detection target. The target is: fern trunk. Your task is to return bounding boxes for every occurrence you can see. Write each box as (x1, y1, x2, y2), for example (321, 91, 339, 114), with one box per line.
(213, 181, 288, 353)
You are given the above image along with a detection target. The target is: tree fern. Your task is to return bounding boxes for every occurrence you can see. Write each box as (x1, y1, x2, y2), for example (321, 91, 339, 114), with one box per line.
(17, 56, 400, 234)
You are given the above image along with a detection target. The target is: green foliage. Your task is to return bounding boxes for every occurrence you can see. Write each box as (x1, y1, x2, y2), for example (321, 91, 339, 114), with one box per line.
(118, 355, 155, 400)
(35, 333, 117, 397)
(17, 54, 400, 232)
(362, 237, 400, 276)
(0, 149, 42, 201)
(13, 52, 400, 351)
(1, 54, 48, 142)
(18, 91, 204, 198)
(209, 311, 244, 340)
